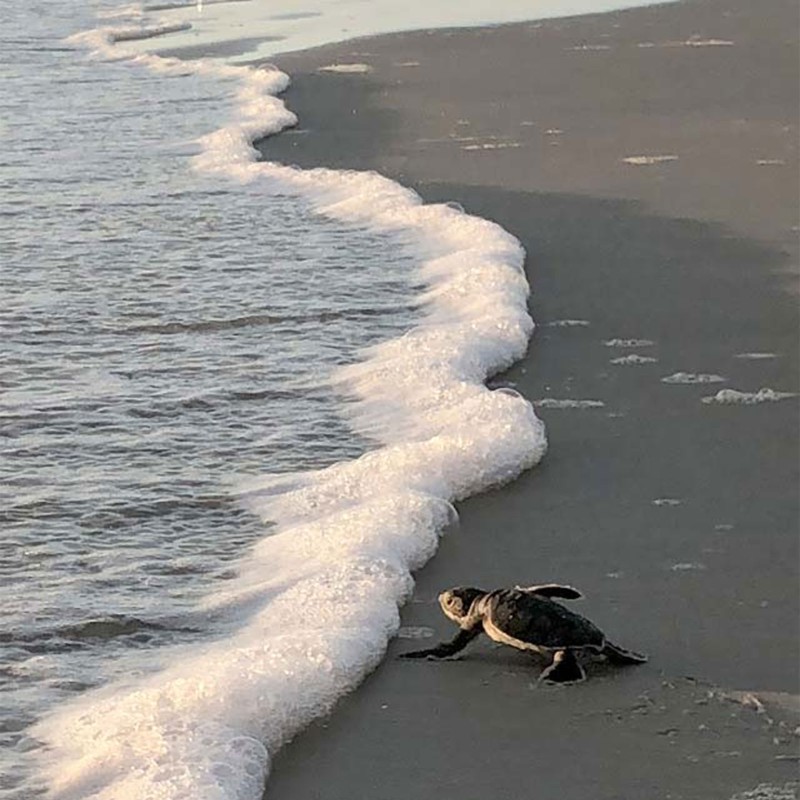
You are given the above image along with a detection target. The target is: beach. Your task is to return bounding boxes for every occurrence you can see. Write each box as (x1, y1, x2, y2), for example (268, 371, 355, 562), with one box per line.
(256, 0, 799, 797)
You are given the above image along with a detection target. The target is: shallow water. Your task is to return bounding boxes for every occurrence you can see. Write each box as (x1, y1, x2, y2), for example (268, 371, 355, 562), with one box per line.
(1, 3, 420, 793)
(121, 0, 663, 63)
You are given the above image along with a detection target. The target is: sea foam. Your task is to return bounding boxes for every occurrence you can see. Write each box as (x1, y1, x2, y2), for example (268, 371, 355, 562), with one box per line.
(701, 387, 797, 405)
(34, 14, 546, 800)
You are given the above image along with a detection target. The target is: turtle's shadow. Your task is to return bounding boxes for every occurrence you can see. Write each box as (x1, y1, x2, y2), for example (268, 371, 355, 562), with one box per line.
(425, 644, 629, 683)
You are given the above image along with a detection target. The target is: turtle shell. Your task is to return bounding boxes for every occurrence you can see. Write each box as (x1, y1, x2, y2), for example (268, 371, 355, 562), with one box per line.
(483, 589, 605, 651)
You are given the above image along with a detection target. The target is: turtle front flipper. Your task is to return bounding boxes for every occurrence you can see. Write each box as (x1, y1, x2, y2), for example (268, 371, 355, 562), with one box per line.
(400, 627, 481, 660)
(539, 649, 586, 683)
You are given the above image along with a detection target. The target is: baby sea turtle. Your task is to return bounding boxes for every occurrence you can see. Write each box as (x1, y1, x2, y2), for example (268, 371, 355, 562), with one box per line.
(401, 584, 647, 683)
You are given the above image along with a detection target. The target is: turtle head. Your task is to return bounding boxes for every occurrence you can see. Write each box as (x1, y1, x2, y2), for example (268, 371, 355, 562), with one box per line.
(438, 587, 487, 628)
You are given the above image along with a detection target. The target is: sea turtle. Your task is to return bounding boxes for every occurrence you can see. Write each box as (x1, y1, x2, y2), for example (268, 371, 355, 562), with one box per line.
(401, 584, 647, 683)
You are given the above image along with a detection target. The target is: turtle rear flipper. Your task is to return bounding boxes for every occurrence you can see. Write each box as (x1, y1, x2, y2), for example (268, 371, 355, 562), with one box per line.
(540, 649, 586, 683)
(517, 584, 583, 600)
(602, 641, 648, 665)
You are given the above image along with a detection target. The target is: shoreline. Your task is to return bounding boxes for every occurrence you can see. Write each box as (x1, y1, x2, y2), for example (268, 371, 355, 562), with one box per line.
(255, 0, 798, 796)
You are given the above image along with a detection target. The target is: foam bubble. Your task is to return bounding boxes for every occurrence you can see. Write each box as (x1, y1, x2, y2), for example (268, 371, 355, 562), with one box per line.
(661, 372, 726, 384)
(735, 352, 779, 360)
(568, 44, 611, 51)
(462, 141, 522, 150)
(621, 155, 678, 166)
(533, 398, 605, 409)
(545, 319, 590, 327)
(35, 17, 546, 800)
(730, 783, 799, 800)
(684, 38, 734, 47)
(604, 338, 655, 347)
(67, 20, 192, 52)
(701, 388, 797, 405)
(318, 63, 373, 73)
(610, 354, 658, 365)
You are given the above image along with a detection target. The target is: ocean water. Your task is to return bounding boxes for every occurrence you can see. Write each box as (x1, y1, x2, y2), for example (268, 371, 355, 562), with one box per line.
(113, 0, 663, 64)
(0, 0, 655, 797)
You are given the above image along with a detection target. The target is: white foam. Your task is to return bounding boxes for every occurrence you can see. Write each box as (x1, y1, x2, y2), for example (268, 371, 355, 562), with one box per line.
(462, 142, 522, 151)
(610, 354, 658, 365)
(36, 18, 546, 800)
(683, 38, 734, 47)
(604, 338, 654, 347)
(621, 155, 678, 166)
(533, 398, 605, 409)
(318, 63, 373, 73)
(701, 387, 797, 405)
(545, 319, 590, 327)
(661, 372, 726, 384)
(730, 783, 800, 800)
(110, 20, 192, 42)
(638, 38, 734, 49)
(735, 352, 779, 360)
(67, 20, 192, 51)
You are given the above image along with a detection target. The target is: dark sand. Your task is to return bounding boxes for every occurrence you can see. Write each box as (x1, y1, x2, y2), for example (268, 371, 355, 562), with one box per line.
(255, 1, 799, 796)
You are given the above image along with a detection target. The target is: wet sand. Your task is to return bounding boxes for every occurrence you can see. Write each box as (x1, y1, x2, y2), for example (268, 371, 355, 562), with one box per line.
(256, 0, 799, 796)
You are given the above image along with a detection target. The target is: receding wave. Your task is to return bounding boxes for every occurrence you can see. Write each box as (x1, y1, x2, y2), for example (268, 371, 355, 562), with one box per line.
(110, 21, 192, 43)
(120, 305, 415, 334)
(145, 0, 252, 11)
(36, 15, 547, 800)
(2, 616, 199, 650)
